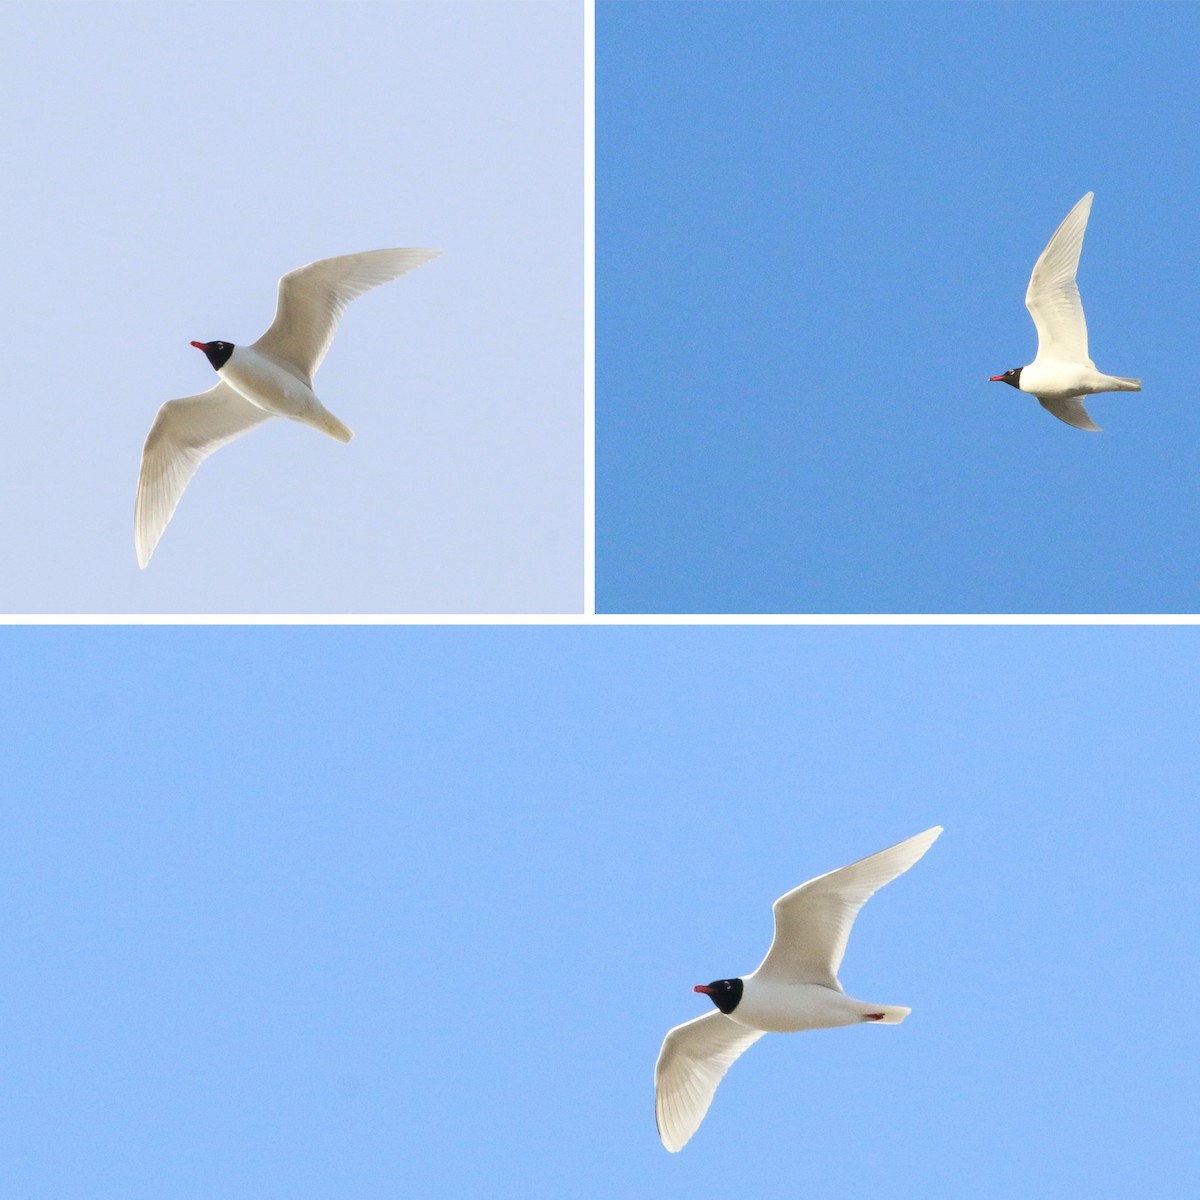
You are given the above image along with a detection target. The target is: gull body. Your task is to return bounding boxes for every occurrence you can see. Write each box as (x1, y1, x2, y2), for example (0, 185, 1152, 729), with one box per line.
(990, 192, 1140, 432)
(204, 343, 352, 440)
(216, 345, 336, 429)
(725, 978, 904, 1033)
(135, 247, 441, 568)
(653, 826, 941, 1153)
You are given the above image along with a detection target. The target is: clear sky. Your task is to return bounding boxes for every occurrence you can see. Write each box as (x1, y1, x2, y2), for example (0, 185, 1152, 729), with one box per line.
(2, 625, 1195, 1198)
(598, 1, 1200, 613)
(0, 2, 582, 613)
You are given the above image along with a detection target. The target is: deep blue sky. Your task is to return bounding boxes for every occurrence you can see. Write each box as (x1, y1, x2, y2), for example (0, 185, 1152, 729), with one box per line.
(598, 2, 1200, 613)
(2, 626, 1195, 1198)
(0, 2, 581, 613)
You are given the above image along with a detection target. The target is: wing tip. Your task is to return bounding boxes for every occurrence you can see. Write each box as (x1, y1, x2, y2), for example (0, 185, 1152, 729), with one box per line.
(890, 824, 943, 860)
(654, 1108, 685, 1153)
(908, 825, 944, 854)
(134, 527, 157, 569)
(134, 486, 159, 569)
(375, 246, 442, 259)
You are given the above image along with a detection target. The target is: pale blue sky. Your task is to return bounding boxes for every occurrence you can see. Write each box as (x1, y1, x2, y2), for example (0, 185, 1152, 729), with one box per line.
(599, 1, 1200, 613)
(0, 2, 582, 613)
(2, 626, 1195, 1198)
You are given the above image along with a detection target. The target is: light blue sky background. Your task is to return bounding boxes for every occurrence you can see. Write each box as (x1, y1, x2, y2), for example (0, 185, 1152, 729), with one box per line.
(598, 2, 1200, 613)
(0, 2, 581, 613)
(2, 626, 1195, 1198)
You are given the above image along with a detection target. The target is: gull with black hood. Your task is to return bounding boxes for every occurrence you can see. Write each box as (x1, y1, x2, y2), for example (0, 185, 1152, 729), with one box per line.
(134, 247, 441, 567)
(989, 192, 1140, 431)
(654, 826, 942, 1152)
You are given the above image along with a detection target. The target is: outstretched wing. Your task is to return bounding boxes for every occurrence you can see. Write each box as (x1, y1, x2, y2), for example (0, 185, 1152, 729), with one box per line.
(753, 827, 943, 988)
(1026, 192, 1093, 365)
(654, 1010, 764, 1152)
(1038, 394, 1100, 432)
(135, 382, 272, 567)
(252, 248, 442, 379)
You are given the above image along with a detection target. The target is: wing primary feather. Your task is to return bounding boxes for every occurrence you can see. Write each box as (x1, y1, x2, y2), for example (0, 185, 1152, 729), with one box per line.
(252, 247, 442, 379)
(1025, 192, 1093, 364)
(753, 826, 942, 988)
(134, 383, 272, 567)
(1038, 394, 1101, 432)
(654, 1011, 763, 1152)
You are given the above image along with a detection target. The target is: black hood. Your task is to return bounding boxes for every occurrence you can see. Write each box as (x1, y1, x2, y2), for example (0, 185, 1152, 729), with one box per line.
(191, 340, 235, 371)
(694, 977, 743, 1015)
(991, 367, 1023, 389)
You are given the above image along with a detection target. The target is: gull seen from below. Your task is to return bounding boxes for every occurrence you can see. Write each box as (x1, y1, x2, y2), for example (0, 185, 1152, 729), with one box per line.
(654, 826, 942, 1153)
(990, 192, 1140, 431)
(134, 248, 442, 567)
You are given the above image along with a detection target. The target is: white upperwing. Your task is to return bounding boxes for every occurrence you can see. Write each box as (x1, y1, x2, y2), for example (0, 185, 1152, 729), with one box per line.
(134, 382, 272, 568)
(752, 826, 943, 988)
(654, 1010, 765, 1153)
(1026, 192, 1093, 366)
(1038, 394, 1101, 432)
(252, 248, 442, 379)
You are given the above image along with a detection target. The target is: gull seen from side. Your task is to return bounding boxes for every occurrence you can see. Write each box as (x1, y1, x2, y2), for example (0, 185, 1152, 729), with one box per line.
(654, 825, 942, 1153)
(134, 247, 442, 567)
(990, 192, 1140, 431)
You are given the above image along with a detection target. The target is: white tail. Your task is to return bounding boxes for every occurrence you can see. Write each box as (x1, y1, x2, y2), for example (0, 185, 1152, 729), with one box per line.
(308, 407, 354, 442)
(1111, 376, 1142, 392)
(865, 1005, 911, 1024)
